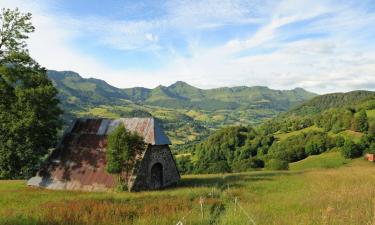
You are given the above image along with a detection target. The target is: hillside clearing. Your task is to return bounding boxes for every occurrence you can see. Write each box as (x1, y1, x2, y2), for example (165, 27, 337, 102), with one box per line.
(289, 150, 350, 170)
(275, 126, 323, 141)
(1, 159, 375, 225)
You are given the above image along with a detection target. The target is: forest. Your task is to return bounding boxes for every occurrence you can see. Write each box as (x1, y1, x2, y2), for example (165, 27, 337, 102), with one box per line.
(176, 92, 375, 174)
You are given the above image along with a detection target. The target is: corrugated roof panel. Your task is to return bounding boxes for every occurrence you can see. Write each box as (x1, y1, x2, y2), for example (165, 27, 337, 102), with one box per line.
(102, 117, 171, 145)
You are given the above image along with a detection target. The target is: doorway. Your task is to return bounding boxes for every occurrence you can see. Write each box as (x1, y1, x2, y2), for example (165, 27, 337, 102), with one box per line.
(150, 163, 163, 189)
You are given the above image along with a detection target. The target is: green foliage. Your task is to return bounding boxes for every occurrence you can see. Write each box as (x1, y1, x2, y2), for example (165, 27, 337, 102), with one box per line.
(0, 8, 62, 179)
(289, 91, 375, 116)
(341, 139, 361, 159)
(175, 155, 194, 175)
(0, 8, 34, 54)
(359, 134, 375, 154)
(47, 70, 317, 148)
(305, 134, 326, 155)
(368, 143, 375, 154)
(369, 121, 375, 134)
(231, 157, 264, 172)
(268, 131, 333, 163)
(106, 124, 145, 189)
(265, 159, 289, 170)
(353, 109, 369, 132)
(193, 126, 270, 173)
(289, 151, 349, 170)
(335, 135, 345, 147)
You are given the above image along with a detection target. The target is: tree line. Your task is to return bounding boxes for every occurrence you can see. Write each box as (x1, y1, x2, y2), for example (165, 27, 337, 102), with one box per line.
(177, 100, 375, 174)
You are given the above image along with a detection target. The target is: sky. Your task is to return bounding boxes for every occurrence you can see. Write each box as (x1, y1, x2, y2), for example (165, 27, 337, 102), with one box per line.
(2, 0, 375, 93)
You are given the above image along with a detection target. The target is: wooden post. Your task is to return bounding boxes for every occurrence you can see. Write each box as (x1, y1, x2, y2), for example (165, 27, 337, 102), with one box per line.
(199, 196, 204, 219)
(234, 197, 238, 215)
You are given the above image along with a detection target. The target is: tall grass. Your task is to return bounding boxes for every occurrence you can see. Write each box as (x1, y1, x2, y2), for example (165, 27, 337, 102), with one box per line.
(1, 160, 375, 224)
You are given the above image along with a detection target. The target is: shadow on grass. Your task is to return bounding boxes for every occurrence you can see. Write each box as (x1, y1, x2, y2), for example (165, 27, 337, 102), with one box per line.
(176, 170, 304, 189)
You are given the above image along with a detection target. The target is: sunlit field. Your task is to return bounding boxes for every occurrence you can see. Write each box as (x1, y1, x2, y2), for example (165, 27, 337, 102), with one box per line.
(1, 158, 375, 225)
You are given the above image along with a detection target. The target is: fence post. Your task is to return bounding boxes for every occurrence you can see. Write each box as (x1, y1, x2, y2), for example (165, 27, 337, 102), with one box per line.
(234, 197, 238, 215)
(199, 196, 204, 219)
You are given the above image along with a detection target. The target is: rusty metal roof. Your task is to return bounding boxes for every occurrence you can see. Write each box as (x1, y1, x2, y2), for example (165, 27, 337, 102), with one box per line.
(27, 117, 171, 191)
(69, 117, 171, 145)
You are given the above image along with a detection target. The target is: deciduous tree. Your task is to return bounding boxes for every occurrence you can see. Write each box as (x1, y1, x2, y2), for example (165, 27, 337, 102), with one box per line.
(0, 8, 62, 179)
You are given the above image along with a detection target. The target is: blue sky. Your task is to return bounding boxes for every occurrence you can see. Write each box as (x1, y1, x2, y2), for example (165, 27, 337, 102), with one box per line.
(3, 0, 375, 93)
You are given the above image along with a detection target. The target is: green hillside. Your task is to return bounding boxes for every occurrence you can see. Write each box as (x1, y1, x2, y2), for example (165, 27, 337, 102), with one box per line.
(177, 90, 375, 174)
(289, 151, 350, 170)
(287, 90, 375, 116)
(47, 70, 317, 148)
(48, 70, 316, 112)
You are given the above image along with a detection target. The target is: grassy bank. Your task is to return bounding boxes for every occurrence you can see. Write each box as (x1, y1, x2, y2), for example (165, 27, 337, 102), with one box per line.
(1, 159, 375, 225)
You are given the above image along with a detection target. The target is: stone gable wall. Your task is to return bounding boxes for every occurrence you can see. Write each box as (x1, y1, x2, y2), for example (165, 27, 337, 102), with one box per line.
(130, 145, 180, 191)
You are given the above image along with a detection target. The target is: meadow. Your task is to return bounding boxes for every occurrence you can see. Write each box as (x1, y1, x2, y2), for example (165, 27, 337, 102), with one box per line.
(1, 153, 375, 225)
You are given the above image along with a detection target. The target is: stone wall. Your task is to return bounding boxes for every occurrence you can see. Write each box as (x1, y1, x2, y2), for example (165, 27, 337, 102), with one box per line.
(130, 145, 180, 191)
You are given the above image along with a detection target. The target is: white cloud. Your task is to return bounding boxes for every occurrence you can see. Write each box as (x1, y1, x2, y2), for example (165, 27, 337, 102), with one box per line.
(1, 0, 375, 94)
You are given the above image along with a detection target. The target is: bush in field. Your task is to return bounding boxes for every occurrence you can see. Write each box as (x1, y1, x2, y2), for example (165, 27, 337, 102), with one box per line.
(106, 124, 145, 190)
(265, 159, 289, 170)
(231, 158, 264, 172)
(335, 135, 345, 147)
(353, 109, 369, 132)
(198, 161, 231, 174)
(176, 156, 194, 175)
(305, 135, 326, 155)
(341, 140, 361, 159)
(359, 134, 375, 154)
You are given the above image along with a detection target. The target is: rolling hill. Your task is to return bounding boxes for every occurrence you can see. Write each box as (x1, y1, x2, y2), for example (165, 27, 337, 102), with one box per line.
(48, 70, 317, 112)
(286, 90, 375, 116)
(47, 70, 317, 148)
(177, 89, 375, 174)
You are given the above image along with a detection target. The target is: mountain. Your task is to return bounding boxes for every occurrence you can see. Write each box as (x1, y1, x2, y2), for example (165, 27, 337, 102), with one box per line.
(48, 70, 317, 111)
(47, 70, 317, 148)
(48, 70, 130, 109)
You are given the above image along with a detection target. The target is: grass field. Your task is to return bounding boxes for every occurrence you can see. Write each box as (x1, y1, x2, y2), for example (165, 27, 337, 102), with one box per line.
(1, 159, 375, 225)
(289, 150, 350, 171)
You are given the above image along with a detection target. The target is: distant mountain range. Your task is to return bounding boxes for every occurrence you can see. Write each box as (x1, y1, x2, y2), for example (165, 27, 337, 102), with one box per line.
(47, 70, 318, 148)
(48, 70, 317, 112)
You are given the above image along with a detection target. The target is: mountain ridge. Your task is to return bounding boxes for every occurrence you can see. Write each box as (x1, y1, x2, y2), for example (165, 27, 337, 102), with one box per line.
(47, 69, 318, 147)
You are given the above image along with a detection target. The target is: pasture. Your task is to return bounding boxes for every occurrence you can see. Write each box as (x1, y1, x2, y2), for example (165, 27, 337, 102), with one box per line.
(1, 158, 375, 225)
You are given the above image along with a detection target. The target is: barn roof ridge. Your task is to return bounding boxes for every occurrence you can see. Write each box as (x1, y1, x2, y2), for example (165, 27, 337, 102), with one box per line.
(69, 117, 171, 145)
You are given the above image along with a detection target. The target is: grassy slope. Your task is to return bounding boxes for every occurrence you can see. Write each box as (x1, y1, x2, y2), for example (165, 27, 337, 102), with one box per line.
(274, 125, 323, 141)
(367, 109, 375, 119)
(289, 150, 350, 170)
(1, 160, 375, 225)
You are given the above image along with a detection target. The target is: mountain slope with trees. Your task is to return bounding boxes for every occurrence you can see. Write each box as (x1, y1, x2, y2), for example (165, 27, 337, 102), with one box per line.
(48, 70, 317, 112)
(177, 90, 375, 174)
(47, 70, 317, 148)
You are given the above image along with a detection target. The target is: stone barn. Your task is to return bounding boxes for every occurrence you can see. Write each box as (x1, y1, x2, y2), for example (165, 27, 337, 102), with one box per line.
(27, 118, 180, 191)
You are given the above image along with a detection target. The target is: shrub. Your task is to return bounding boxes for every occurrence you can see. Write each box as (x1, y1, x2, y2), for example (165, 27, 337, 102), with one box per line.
(335, 136, 345, 147)
(106, 124, 145, 190)
(265, 159, 289, 170)
(231, 158, 264, 172)
(366, 143, 375, 154)
(205, 161, 231, 174)
(341, 140, 362, 159)
(176, 156, 194, 175)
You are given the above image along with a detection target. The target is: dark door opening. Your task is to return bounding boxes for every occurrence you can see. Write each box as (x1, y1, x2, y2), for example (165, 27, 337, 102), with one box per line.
(151, 163, 163, 189)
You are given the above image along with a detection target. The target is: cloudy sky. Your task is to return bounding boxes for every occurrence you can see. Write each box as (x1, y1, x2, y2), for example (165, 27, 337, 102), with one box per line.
(2, 0, 375, 93)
